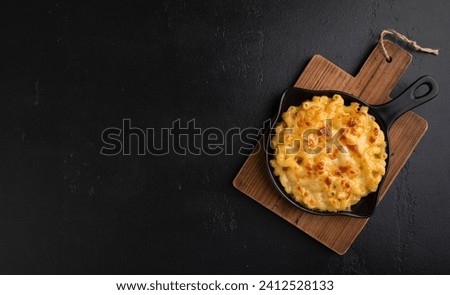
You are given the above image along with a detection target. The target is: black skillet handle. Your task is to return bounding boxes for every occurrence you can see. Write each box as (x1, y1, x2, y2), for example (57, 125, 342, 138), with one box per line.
(372, 76, 439, 129)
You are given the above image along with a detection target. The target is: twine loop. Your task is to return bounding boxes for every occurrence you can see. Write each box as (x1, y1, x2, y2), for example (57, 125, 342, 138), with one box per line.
(380, 29, 439, 62)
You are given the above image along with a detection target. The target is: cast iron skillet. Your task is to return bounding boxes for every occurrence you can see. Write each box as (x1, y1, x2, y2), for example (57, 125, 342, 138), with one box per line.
(265, 76, 438, 218)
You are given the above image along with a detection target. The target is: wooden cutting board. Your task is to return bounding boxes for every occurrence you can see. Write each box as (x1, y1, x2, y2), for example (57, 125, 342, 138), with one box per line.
(233, 40, 428, 255)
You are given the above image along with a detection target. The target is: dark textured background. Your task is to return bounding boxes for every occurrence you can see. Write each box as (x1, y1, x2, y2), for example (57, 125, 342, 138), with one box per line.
(1, 0, 449, 274)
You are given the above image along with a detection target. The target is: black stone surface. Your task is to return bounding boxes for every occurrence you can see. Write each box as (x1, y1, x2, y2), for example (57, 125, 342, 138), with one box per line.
(1, 1, 449, 274)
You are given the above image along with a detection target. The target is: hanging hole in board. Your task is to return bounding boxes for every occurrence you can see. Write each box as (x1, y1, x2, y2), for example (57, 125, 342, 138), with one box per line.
(386, 56, 392, 63)
(414, 83, 431, 98)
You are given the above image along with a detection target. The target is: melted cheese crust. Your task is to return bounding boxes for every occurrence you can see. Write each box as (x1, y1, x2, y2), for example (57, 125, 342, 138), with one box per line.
(270, 94, 387, 212)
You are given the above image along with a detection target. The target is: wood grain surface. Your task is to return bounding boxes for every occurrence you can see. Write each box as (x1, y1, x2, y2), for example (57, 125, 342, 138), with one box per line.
(233, 40, 428, 255)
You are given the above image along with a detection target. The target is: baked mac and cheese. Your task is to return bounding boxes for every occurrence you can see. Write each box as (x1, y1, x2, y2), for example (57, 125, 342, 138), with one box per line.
(270, 94, 387, 212)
